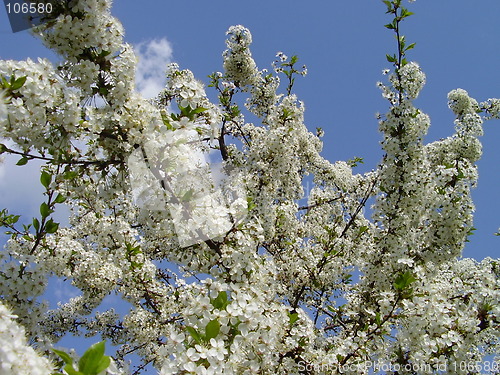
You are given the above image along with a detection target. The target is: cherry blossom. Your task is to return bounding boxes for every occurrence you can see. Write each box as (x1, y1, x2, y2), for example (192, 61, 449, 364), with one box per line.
(0, 0, 498, 374)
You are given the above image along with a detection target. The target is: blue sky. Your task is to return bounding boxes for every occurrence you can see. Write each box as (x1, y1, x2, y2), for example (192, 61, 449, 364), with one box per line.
(1, 0, 500, 369)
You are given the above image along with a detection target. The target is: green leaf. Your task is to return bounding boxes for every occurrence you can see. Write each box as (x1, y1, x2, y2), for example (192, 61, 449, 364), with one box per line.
(358, 226, 369, 235)
(205, 319, 220, 340)
(192, 107, 208, 115)
(181, 189, 195, 202)
(288, 312, 299, 326)
(347, 156, 364, 167)
(10, 76, 26, 91)
(54, 194, 67, 204)
(40, 171, 52, 189)
(52, 348, 74, 366)
(78, 341, 109, 375)
(1, 76, 9, 89)
(375, 312, 382, 326)
(32, 217, 40, 231)
(45, 219, 59, 234)
(211, 291, 228, 310)
(64, 170, 78, 180)
(394, 271, 416, 291)
(16, 157, 28, 166)
(405, 42, 416, 52)
(386, 54, 397, 63)
(40, 202, 52, 219)
(382, 0, 392, 12)
(94, 356, 111, 374)
(246, 196, 256, 211)
(125, 242, 141, 257)
(186, 326, 203, 345)
(63, 364, 83, 375)
(161, 111, 175, 131)
(400, 8, 414, 18)
(179, 104, 190, 116)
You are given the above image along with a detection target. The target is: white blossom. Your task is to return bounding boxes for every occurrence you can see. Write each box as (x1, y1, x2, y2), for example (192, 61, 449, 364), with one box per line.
(0, 1, 498, 374)
(0, 302, 53, 374)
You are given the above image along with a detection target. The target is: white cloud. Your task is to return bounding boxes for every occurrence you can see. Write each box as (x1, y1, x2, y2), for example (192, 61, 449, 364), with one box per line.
(0, 152, 45, 222)
(134, 38, 174, 99)
(0, 140, 69, 227)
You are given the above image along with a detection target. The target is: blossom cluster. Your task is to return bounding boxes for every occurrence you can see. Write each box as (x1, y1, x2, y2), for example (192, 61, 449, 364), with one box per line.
(0, 301, 53, 375)
(0, 0, 498, 374)
(223, 25, 259, 88)
(0, 58, 80, 152)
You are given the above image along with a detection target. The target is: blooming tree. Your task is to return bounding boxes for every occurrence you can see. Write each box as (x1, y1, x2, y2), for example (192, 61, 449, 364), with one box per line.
(0, 0, 499, 374)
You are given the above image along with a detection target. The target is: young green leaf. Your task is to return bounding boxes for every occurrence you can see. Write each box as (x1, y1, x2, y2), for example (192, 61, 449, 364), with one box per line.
(358, 226, 369, 235)
(78, 341, 110, 375)
(1, 76, 9, 89)
(16, 157, 28, 166)
(181, 189, 195, 202)
(63, 365, 83, 375)
(32, 217, 40, 231)
(211, 291, 229, 310)
(40, 171, 52, 189)
(386, 54, 397, 63)
(205, 319, 220, 340)
(52, 348, 74, 366)
(405, 42, 416, 52)
(45, 219, 59, 234)
(375, 312, 382, 326)
(10, 76, 27, 91)
(40, 202, 52, 219)
(382, 0, 393, 13)
(54, 193, 67, 204)
(186, 326, 203, 345)
(288, 312, 299, 326)
(191, 107, 208, 115)
(94, 357, 111, 375)
(394, 271, 416, 291)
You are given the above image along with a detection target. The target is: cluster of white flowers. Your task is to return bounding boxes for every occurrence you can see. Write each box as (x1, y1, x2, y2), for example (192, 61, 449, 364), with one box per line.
(162, 64, 221, 131)
(0, 239, 50, 343)
(395, 258, 500, 373)
(163, 64, 206, 109)
(160, 274, 316, 375)
(0, 58, 80, 151)
(223, 26, 259, 87)
(34, 0, 134, 105)
(0, 301, 53, 375)
(480, 97, 500, 119)
(245, 69, 280, 119)
(394, 61, 426, 100)
(0, 0, 498, 373)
